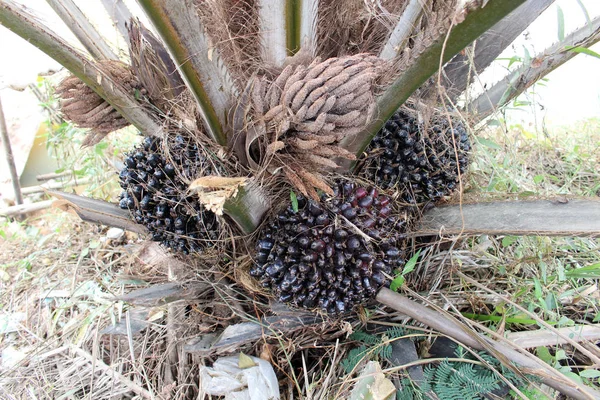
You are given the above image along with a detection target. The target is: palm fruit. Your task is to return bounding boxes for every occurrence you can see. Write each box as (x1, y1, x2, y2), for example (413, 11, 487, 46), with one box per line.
(118, 134, 220, 254)
(362, 110, 470, 204)
(250, 180, 408, 315)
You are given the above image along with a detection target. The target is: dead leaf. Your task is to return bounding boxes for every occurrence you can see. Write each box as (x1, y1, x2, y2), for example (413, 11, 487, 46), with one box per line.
(238, 352, 257, 369)
(350, 361, 395, 400)
(189, 176, 247, 216)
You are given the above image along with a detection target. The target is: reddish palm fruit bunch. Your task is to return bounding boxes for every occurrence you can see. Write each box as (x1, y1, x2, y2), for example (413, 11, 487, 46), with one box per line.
(118, 134, 220, 254)
(250, 180, 409, 315)
(362, 110, 471, 204)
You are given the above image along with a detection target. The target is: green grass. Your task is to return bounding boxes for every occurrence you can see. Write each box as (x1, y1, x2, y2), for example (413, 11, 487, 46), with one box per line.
(469, 117, 600, 198)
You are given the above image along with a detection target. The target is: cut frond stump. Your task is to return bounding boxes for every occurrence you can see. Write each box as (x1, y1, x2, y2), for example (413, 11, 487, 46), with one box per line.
(247, 54, 387, 199)
(56, 61, 137, 145)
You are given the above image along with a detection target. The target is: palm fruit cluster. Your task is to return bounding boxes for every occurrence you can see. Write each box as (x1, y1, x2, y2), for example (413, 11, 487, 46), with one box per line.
(250, 180, 408, 315)
(362, 110, 470, 204)
(118, 134, 220, 254)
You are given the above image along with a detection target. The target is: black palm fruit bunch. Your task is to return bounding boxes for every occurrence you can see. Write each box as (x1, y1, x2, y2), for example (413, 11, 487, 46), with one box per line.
(250, 180, 410, 315)
(118, 134, 221, 254)
(361, 110, 471, 204)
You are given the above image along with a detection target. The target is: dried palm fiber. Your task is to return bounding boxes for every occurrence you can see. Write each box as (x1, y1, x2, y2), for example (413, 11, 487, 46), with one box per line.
(195, 0, 261, 82)
(56, 61, 137, 146)
(316, 0, 407, 59)
(127, 18, 185, 113)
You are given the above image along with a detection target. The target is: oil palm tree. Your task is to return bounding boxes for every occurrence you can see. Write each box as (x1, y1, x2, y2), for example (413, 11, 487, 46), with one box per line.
(1, 0, 600, 398)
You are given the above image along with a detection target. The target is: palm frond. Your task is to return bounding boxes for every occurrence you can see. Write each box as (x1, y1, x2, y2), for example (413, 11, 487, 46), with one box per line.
(137, 0, 238, 146)
(379, 0, 424, 60)
(468, 14, 600, 120)
(341, 0, 527, 160)
(299, 0, 319, 57)
(47, 0, 118, 60)
(257, 0, 288, 67)
(436, 0, 556, 100)
(0, 0, 162, 136)
(100, 0, 134, 43)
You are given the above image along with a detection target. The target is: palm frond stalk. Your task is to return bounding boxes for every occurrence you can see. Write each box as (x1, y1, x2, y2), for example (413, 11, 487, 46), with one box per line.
(100, 0, 133, 42)
(46, 0, 118, 60)
(136, 0, 237, 146)
(257, 0, 288, 67)
(342, 0, 527, 160)
(0, 0, 163, 137)
(469, 14, 600, 119)
(437, 0, 556, 101)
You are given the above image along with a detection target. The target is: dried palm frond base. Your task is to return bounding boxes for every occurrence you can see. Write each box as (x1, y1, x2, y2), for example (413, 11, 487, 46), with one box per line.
(246, 54, 387, 200)
(56, 61, 138, 146)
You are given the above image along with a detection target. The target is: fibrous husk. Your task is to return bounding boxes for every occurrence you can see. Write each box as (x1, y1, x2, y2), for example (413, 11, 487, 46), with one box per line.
(248, 54, 387, 199)
(56, 61, 137, 146)
(127, 18, 186, 112)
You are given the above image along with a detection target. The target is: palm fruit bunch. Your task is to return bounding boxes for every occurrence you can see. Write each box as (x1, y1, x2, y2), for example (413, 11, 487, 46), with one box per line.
(361, 110, 471, 204)
(250, 180, 409, 315)
(118, 134, 220, 254)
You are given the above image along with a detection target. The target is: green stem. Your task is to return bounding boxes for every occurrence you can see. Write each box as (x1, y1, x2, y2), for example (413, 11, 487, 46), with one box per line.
(286, 0, 300, 55)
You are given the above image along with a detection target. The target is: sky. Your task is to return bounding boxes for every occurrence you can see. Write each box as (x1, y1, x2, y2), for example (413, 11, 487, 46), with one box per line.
(472, 0, 600, 127)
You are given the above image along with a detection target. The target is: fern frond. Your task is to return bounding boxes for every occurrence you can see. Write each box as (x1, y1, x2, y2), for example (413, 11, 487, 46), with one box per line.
(341, 345, 370, 374)
(385, 326, 406, 340)
(350, 331, 380, 345)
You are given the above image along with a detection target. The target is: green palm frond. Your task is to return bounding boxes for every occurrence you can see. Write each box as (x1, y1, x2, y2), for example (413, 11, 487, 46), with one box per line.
(137, 0, 238, 145)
